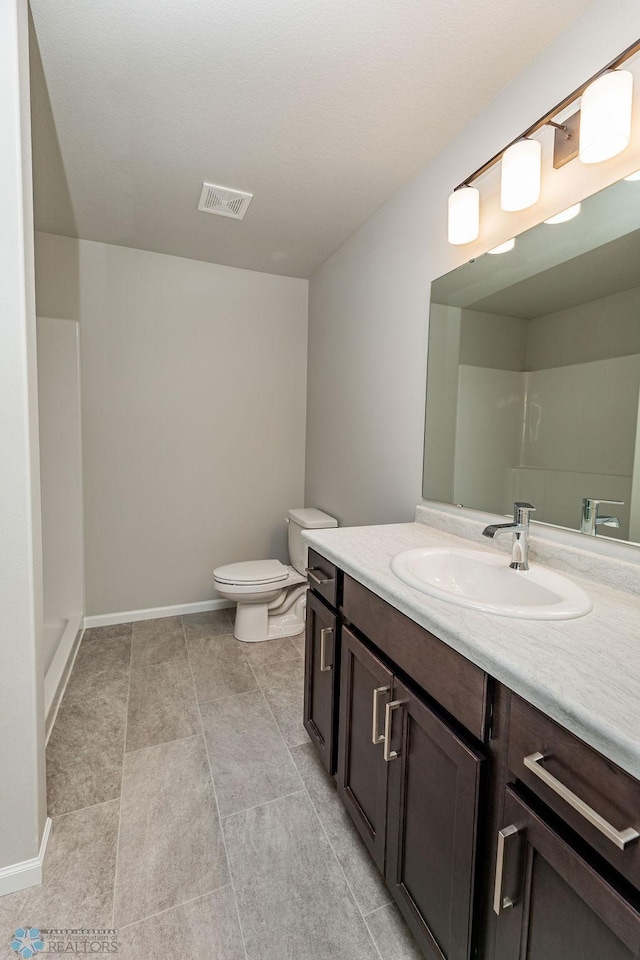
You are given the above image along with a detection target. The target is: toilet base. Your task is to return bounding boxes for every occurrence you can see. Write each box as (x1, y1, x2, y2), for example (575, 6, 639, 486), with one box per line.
(233, 590, 307, 642)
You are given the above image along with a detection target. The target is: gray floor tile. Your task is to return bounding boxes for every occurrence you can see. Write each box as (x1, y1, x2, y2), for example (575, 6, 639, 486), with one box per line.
(131, 617, 187, 667)
(0, 800, 119, 941)
(187, 635, 258, 702)
(113, 736, 229, 927)
(251, 657, 308, 747)
(291, 742, 391, 914)
(182, 609, 233, 642)
(290, 632, 306, 658)
(364, 903, 423, 960)
(82, 622, 132, 642)
(223, 791, 378, 960)
(64, 633, 131, 704)
(200, 690, 302, 816)
(119, 887, 244, 960)
(46, 692, 127, 815)
(240, 636, 299, 664)
(125, 659, 200, 752)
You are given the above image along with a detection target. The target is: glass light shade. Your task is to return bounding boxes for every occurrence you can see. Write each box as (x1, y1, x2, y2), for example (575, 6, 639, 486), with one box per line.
(448, 186, 480, 245)
(501, 139, 542, 212)
(544, 203, 581, 224)
(624, 168, 640, 181)
(579, 70, 633, 164)
(487, 238, 515, 254)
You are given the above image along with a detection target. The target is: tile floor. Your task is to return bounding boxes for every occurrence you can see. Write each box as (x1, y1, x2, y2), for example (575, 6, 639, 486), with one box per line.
(0, 610, 421, 959)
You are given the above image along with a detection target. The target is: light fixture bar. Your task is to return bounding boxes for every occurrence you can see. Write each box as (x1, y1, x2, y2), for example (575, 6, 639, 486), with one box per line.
(454, 37, 640, 190)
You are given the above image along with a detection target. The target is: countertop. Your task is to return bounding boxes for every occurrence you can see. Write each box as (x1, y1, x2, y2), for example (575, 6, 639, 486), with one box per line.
(303, 519, 640, 780)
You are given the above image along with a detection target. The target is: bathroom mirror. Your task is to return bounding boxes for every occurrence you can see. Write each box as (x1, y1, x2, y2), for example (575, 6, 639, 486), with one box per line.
(423, 175, 640, 544)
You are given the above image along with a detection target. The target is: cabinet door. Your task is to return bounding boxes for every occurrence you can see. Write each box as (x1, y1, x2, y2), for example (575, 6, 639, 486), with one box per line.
(337, 626, 393, 870)
(303, 591, 339, 774)
(385, 678, 484, 960)
(494, 787, 640, 960)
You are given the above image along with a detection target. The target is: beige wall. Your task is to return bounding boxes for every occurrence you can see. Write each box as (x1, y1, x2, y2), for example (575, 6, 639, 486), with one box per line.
(526, 285, 640, 370)
(35, 234, 308, 616)
(0, 0, 47, 878)
(305, 0, 640, 527)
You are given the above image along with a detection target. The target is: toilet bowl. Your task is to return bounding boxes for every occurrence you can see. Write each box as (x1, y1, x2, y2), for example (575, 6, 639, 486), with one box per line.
(213, 508, 338, 642)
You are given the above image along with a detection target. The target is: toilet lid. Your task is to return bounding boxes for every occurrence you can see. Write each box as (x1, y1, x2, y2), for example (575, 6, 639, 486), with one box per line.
(214, 559, 289, 585)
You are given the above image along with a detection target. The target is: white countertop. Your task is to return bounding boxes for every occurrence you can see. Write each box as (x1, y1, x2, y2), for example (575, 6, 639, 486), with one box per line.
(303, 518, 640, 780)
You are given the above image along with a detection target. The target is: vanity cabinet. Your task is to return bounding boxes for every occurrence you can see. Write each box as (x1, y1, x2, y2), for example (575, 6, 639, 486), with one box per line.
(304, 551, 640, 960)
(337, 626, 392, 869)
(493, 787, 640, 960)
(385, 675, 484, 960)
(336, 615, 484, 959)
(303, 591, 339, 773)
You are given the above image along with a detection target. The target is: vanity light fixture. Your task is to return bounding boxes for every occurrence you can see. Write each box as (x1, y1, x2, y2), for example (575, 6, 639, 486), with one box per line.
(579, 70, 634, 164)
(624, 168, 640, 181)
(544, 203, 581, 224)
(448, 186, 480, 245)
(500, 139, 542, 212)
(487, 238, 515, 254)
(447, 39, 640, 245)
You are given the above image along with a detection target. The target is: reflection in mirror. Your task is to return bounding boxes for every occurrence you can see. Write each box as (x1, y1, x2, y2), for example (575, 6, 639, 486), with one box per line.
(423, 176, 640, 544)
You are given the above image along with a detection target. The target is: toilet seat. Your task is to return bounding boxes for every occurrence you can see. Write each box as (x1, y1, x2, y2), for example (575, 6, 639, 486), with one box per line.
(214, 559, 288, 586)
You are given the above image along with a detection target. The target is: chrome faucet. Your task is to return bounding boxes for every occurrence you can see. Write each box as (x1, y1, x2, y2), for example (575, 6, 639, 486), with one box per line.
(482, 502, 536, 571)
(580, 497, 623, 536)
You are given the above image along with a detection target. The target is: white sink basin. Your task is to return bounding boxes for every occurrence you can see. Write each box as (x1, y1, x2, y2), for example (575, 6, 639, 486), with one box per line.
(390, 547, 592, 620)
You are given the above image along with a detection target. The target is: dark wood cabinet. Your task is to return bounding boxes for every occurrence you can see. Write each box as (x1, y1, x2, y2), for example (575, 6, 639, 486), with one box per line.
(337, 626, 392, 869)
(303, 590, 339, 774)
(385, 677, 484, 960)
(494, 787, 640, 960)
(303, 551, 640, 960)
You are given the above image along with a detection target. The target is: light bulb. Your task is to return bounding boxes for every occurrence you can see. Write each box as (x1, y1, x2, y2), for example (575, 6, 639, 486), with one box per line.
(448, 186, 480, 245)
(579, 70, 633, 164)
(544, 203, 581, 224)
(501, 139, 542, 212)
(624, 169, 640, 181)
(487, 238, 515, 254)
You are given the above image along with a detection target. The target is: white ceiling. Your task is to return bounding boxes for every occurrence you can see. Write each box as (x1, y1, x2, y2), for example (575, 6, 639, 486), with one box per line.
(29, 0, 594, 278)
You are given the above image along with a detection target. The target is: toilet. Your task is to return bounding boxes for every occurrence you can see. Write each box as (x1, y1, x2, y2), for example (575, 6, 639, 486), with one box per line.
(213, 507, 338, 642)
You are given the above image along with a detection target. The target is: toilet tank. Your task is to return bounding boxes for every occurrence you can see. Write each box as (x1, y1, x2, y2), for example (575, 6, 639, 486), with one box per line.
(287, 507, 338, 576)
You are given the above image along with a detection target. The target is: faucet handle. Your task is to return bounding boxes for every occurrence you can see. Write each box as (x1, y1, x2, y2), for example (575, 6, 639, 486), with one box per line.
(582, 497, 624, 507)
(513, 502, 536, 524)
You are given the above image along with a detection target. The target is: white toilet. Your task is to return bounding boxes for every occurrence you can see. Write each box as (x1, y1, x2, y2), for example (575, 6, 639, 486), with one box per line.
(213, 507, 338, 642)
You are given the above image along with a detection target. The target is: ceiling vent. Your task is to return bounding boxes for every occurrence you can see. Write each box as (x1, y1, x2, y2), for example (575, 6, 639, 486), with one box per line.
(197, 182, 253, 220)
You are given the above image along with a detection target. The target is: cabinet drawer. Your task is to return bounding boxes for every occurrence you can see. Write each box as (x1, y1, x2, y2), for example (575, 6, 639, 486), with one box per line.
(342, 575, 488, 741)
(508, 695, 640, 888)
(306, 548, 339, 609)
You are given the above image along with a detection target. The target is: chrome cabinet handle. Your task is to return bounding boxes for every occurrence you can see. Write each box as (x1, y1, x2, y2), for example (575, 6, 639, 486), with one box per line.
(319, 628, 333, 672)
(371, 686, 389, 745)
(493, 825, 519, 915)
(524, 752, 639, 850)
(306, 567, 333, 586)
(383, 700, 404, 761)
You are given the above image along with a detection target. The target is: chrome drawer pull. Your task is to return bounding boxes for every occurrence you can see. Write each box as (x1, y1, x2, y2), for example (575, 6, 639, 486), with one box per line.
(523, 752, 640, 850)
(383, 700, 404, 762)
(493, 825, 519, 915)
(319, 628, 333, 672)
(371, 686, 389, 745)
(306, 567, 333, 586)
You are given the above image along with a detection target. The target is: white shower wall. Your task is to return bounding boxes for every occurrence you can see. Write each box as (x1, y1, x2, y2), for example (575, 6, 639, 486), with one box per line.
(36, 316, 84, 721)
(454, 355, 640, 537)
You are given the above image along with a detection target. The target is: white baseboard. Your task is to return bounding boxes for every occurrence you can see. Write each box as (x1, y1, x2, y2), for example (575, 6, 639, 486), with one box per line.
(84, 597, 234, 629)
(44, 615, 84, 741)
(0, 817, 52, 896)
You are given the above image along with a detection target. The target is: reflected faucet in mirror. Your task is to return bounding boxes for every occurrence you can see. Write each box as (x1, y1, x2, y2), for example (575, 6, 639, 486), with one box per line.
(483, 502, 536, 571)
(580, 497, 624, 537)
